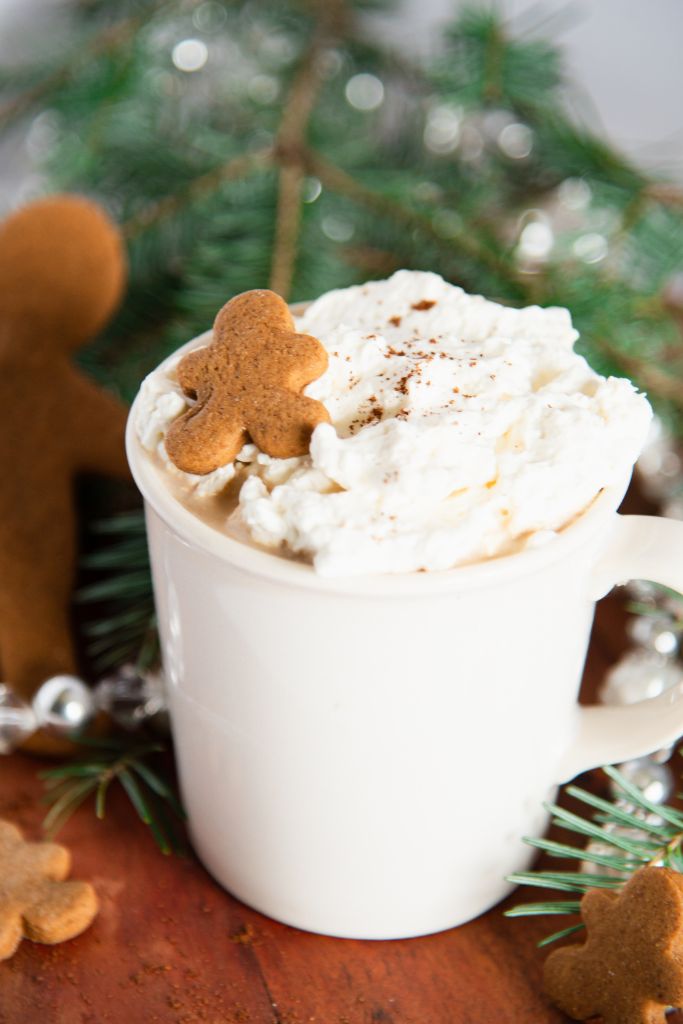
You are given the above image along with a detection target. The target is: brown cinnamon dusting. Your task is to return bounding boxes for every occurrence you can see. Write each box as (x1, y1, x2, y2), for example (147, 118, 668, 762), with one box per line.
(388, 315, 402, 327)
(348, 400, 385, 434)
(395, 373, 412, 396)
(411, 299, 436, 311)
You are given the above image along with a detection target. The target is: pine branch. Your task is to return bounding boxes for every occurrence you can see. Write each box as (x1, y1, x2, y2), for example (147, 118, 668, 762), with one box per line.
(303, 148, 517, 285)
(78, 510, 156, 673)
(122, 147, 274, 241)
(0, 3, 165, 133)
(40, 736, 186, 855)
(270, 0, 349, 298)
(505, 761, 683, 946)
(270, 160, 306, 298)
(645, 183, 683, 208)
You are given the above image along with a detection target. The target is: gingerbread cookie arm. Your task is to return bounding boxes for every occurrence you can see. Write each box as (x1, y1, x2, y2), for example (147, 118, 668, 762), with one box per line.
(543, 947, 600, 1022)
(0, 910, 23, 960)
(166, 400, 247, 475)
(0, 821, 99, 959)
(67, 369, 130, 479)
(12, 840, 70, 882)
(283, 332, 329, 391)
(247, 389, 330, 459)
(175, 346, 211, 396)
(0, 820, 22, 849)
(23, 879, 98, 945)
(579, 887, 618, 930)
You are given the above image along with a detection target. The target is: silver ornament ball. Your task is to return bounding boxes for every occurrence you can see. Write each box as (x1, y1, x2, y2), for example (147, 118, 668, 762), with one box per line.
(628, 614, 680, 657)
(600, 649, 682, 706)
(610, 756, 674, 806)
(32, 675, 95, 733)
(94, 664, 167, 731)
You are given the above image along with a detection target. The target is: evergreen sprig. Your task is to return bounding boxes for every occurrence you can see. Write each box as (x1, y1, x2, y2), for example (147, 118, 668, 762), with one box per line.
(505, 762, 683, 946)
(78, 511, 156, 673)
(40, 734, 186, 855)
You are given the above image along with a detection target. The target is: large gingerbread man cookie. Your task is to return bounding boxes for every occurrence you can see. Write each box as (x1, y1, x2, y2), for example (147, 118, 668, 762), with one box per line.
(0, 195, 130, 753)
(165, 289, 330, 475)
(544, 866, 683, 1024)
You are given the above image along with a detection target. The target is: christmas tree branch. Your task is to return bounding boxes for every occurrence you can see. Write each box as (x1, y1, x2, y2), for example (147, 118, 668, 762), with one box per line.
(644, 183, 683, 208)
(483, 18, 505, 103)
(0, 4, 164, 133)
(270, 160, 304, 298)
(304, 148, 516, 282)
(41, 736, 186, 855)
(270, 58, 323, 298)
(270, 0, 349, 298)
(122, 148, 273, 240)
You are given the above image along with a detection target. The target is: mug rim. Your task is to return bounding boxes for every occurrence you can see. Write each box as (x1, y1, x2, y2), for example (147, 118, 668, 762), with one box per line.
(126, 334, 632, 597)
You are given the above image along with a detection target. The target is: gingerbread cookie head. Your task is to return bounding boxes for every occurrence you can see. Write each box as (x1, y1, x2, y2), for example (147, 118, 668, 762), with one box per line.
(543, 866, 683, 1024)
(0, 194, 126, 352)
(0, 818, 98, 959)
(165, 288, 330, 475)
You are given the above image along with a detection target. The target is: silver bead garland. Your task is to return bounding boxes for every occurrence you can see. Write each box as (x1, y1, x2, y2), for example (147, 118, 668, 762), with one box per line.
(0, 665, 168, 753)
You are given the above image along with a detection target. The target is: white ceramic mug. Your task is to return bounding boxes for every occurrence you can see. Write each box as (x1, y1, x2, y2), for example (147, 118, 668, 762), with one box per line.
(127, 342, 683, 940)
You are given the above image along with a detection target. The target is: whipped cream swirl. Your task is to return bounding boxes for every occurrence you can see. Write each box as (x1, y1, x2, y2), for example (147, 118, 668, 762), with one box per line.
(135, 271, 652, 576)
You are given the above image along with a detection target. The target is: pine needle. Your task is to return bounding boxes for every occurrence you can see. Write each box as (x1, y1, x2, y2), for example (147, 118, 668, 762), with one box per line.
(78, 510, 157, 672)
(506, 759, 683, 946)
(40, 737, 187, 855)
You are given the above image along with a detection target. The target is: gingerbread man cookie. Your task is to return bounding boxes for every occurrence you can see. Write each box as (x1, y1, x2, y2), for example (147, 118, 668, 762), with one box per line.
(543, 866, 683, 1024)
(0, 819, 98, 959)
(165, 289, 330, 475)
(0, 195, 129, 752)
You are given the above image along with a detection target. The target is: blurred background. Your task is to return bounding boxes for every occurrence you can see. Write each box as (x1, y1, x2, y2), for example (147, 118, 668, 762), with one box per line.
(3, 0, 683, 206)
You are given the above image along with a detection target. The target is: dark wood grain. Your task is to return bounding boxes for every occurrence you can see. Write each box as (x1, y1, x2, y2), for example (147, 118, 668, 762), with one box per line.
(1, 528, 681, 1023)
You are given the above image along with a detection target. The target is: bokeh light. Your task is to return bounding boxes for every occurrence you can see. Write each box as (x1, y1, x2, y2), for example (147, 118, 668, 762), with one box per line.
(345, 74, 384, 111)
(172, 39, 209, 73)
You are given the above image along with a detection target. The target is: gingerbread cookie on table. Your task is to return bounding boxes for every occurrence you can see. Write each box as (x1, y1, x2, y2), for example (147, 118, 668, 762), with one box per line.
(165, 288, 330, 475)
(0, 195, 130, 753)
(0, 818, 98, 959)
(544, 866, 683, 1024)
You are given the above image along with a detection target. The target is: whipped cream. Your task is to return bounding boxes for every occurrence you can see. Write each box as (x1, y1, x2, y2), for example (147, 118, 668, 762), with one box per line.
(135, 271, 652, 575)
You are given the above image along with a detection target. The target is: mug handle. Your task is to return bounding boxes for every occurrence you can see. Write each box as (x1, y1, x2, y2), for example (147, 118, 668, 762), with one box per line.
(556, 514, 683, 783)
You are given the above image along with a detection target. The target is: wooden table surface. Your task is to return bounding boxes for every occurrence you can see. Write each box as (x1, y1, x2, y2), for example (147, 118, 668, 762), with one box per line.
(2, 590, 682, 1024)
